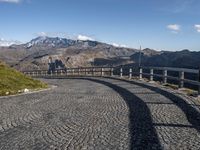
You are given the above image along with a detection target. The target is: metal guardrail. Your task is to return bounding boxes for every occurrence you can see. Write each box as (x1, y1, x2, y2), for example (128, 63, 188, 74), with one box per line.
(138, 66, 200, 94)
(23, 67, 114, 77)
(23, 66, 200, 95)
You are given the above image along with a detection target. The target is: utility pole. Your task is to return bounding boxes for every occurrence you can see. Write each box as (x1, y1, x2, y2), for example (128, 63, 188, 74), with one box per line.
(138, 46, 142, 67)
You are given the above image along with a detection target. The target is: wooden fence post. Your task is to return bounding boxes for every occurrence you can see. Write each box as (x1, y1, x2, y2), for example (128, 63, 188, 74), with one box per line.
(120, 68, 123, 78)
(179, 71, 184, 88)
(150, 68, 154, 81)
(129, 68, 132, 79)
(163, 70, 167, 84)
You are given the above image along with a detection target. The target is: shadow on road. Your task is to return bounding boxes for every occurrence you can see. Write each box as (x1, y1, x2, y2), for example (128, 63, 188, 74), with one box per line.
(45, 77, 162, 149)
(105, 77, 200, 133)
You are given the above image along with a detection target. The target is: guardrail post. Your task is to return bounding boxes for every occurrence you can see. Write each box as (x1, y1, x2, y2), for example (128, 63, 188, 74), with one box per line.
(92, 68, 95, 76)
(139, 68, 143, 79)
(198, 69, 200, 95)
(111, 68, 114, 76)
(78, 68, 80, 76)
(129, 68, 132, 79)
(55, 70, 58, 76)
(163, 70, 167, 84)
(62, 70, 64, 75)
(120, 68, 123, 78)
(101, 68, 104, 76)
(150, 68, 154, 81)
(179, 71, 184, 88)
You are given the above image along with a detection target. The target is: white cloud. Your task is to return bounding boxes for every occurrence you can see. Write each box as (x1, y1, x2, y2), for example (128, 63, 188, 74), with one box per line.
(77, 35, 94, 41)
(37, 32, 47, 37)
(112, 43, 128, 48)
(0, 38, 22, 46)
(0, 0, 21, 3)
(167, 24, 180, 31)
(167, 24, 181, 33)
(112, 43, 119, 47)
(194, 24, 200, 33)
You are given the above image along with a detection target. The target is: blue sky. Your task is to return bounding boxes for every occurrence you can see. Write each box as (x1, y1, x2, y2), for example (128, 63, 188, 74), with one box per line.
(0, 0, 200, 51)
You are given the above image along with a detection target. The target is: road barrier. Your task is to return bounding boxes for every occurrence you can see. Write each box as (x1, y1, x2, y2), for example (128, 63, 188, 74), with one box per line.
(23, 66, 200, 95)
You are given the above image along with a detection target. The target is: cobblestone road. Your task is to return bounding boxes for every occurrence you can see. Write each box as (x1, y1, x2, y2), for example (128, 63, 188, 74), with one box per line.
(0, 77, 199, 150)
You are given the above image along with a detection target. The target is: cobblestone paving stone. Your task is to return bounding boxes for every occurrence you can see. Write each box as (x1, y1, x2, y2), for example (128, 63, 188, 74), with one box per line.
(0, 77, 200, 150)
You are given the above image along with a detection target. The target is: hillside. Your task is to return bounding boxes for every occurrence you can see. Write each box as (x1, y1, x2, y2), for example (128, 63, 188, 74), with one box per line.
(0, 37, 200, 70)
(130, 49, 200, 69)
(0, 61, 47, 96)
(0, 36, 138, 71)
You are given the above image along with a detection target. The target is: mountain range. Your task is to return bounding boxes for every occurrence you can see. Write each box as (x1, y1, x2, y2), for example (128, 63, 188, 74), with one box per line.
(0, 36, 138, 71)
(0, 36, 199, 71)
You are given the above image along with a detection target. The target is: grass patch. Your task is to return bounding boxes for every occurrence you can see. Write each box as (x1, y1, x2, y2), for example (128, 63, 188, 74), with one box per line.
(0, 61, 47, 96)
(163, 83, 179, 90)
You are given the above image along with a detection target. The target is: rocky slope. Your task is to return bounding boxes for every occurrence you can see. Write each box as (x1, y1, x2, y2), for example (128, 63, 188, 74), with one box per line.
(0, 36, 138, 71)
(130, 49, 200, 69)
(0, 36, 200, 71)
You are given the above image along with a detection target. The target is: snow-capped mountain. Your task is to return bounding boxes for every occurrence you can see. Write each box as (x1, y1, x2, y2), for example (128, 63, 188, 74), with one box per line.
(25, 36, 99, 48)
(0, 36, 138, 71)
(0, 38, 22, 47)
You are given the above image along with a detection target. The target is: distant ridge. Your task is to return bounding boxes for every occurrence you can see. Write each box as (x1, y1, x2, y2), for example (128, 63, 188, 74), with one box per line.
(0, 36, 200, 70)
(0, 36, 138, 71)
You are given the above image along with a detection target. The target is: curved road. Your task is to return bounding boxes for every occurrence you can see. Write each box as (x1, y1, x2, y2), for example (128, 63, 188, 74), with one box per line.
(0, 77, 200, 150)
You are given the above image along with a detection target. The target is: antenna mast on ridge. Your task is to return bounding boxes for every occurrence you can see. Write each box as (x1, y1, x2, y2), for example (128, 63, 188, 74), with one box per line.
(138, 46, 142, 67)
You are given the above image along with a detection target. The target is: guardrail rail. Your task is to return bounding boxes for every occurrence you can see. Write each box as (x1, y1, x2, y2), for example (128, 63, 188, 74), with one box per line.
(23, 66, 200, 95)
